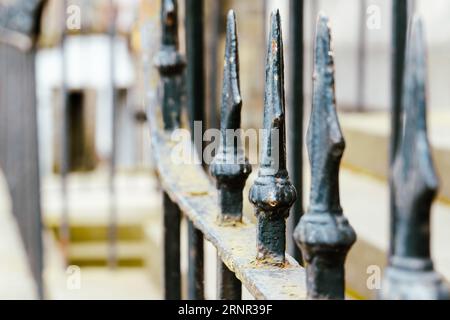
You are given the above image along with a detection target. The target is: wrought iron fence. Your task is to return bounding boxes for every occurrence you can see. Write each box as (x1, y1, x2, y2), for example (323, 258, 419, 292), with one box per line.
(149, 0, 450, 300)
(0, 0, 449, 301)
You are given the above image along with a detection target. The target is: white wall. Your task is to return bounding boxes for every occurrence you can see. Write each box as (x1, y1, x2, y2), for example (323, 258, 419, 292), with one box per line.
(36, 35, 135, 175)
(266, 0, 450, 112)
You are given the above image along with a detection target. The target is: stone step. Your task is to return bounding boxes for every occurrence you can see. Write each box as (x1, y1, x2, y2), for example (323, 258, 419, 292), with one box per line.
(66, 241, 149, 267)
(338, 168, 450, 299)
(340, 110, 450, 201)
(44, 231, 161, 299)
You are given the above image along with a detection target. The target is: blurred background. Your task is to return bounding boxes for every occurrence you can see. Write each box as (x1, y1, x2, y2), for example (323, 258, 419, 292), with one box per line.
(1, 0, 450, 300)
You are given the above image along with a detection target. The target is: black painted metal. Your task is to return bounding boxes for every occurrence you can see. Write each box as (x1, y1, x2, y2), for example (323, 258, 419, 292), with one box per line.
(249, 10, 296, 266)
(389, 0, 408, 257)
(380, 16, 450, 300)
(154, 0, 184, 299)
(185, 0, 205, 155)
(217, 259, 241, 300)
(210, 10, 250, 300)
(210, 10, 251, 225)
(187, 223, 204, 299)
(155, 0, 185, 131)
(185, 0, 205, 300)
(286, 0, 304, 265)
(163, 192, 182, 299)
(294, 14, 356, 300)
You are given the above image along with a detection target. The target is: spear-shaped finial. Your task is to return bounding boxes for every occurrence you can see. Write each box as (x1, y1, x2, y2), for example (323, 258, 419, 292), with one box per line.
(154, 0, 185, 130)
(210, 10, 251, 225)
(293, 14, 356, 300)
(380, 16, 449, 300)
(160, 0, 178, 48)
(249, 10, 296, 266)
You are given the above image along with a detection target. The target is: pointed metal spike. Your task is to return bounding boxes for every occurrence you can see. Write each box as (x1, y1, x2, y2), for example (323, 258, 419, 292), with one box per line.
(259, 9, 286, 173)
(249, 10, 296, 266)
(210, 10, 251, 225)
(293, 14, 355, 300)
(160, 0, 179, 48)
(221, 10, 242, 134)
(154, 0, 185, 130)
(307, 13, 345, 213)
(381, 15, 449, 300)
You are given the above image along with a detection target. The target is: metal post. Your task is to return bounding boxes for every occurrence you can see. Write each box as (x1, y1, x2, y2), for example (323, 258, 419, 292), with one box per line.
(294, 14, 356, 300)
(380, 16, 450, 300)
(217, 260, 241, 300)
(60, 0, 70, 263)
(389, 0, 408, 257)
(185, 0, 205, 300)
(210, 10, 251, 300)
(287, 0, 304, 264)
(249, 10, 296, 266)
(108, 0, 118, 269)
(154, 0, 186, 299)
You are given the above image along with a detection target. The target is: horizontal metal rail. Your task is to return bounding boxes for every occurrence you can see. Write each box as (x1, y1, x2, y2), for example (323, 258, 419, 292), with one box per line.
(148, 117, 307, 299)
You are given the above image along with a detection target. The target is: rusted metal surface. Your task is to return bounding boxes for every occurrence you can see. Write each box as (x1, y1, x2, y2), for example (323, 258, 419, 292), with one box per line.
(381, 16, 450, 300)
(294, 14, 356, 300)
(210, 10, 250, 299)
(148, 127, 307, 298)
(210, 10, 251, 225)
(249, 10, 296, 267)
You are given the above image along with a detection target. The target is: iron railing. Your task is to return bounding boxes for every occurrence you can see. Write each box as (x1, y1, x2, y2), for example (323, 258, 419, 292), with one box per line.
(0, 0, 448, 301)
(149, 0, 450, 300)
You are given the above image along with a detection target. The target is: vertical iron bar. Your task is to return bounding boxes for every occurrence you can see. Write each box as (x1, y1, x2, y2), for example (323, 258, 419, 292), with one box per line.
(217, 259, 241, 300)
(210, 10, 250, 300)
(108, 0, 118, 269)
(287, 0, 304, 265)
(381, 17, 449, 299)
(185, 0, 205, 300)
(356, 0, 367, 112)
(155, 0, 185, 299)
(60, 0, 70, 263)
(389, 0, 408, 257)
(249, 10, 296, 266)
(163, 192, 182, 299)
(294, 14, 356, 300)
(187, 222, 204, 299)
